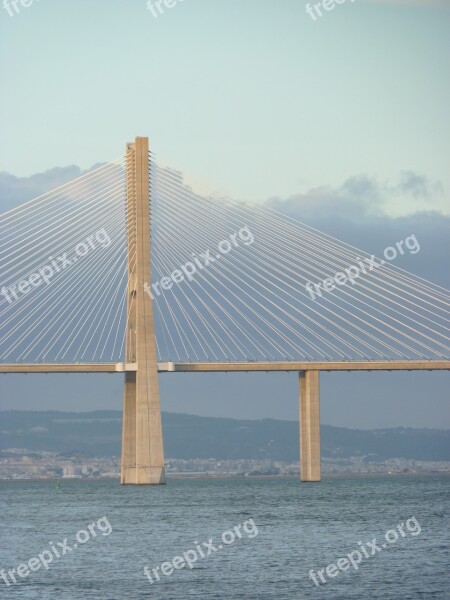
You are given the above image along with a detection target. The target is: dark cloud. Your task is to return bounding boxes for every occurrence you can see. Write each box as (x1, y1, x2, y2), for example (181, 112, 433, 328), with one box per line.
(265, 173, 450, 288)
(267, 171, 445, 219)
(266, 176, 381, 227)
(0, 164, 106, 214)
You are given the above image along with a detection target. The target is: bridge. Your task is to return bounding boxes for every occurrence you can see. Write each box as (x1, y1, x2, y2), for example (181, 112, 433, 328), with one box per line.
(1, 361, 450, 374)
(1, 137, 449, 484)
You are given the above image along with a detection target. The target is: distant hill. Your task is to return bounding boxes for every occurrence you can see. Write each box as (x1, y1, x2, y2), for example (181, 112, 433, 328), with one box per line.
(0, 411, 449, 461)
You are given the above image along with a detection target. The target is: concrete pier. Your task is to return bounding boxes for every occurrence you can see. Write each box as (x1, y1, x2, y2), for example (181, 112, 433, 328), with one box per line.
(299, 370, 321, 482)
(120, 137, 165, 485)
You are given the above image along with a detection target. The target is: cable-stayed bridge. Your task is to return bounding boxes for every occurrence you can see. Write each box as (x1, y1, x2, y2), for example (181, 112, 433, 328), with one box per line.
(1, 137, 449, 484)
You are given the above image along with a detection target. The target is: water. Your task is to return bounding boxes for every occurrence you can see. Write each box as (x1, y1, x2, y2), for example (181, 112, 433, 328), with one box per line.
(0, 476, 448, 599)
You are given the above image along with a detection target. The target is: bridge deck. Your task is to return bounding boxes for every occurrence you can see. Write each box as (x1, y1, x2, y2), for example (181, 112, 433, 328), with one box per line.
(0, 363, 135, 374)
(163, 360, 450, 372)
(1, 360, 450, 374)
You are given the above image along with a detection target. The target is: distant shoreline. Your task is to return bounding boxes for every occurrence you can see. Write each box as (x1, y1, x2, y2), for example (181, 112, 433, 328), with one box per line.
(1, 471, 449, 483)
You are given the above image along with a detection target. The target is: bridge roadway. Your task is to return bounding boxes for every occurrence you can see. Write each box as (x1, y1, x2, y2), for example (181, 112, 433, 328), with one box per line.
(1, 360, 450, 373)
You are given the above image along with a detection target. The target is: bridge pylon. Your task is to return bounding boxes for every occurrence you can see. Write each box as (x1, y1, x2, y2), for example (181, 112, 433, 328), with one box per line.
(120, 137, 165, 485)
(299, 370, 321, 482)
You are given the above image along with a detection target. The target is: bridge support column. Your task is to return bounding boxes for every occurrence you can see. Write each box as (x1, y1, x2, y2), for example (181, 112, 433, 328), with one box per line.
(299, 370, 321, 482)
(120, 137, 165, 485)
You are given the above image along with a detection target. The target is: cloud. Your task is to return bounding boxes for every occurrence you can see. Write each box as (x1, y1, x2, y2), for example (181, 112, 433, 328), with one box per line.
(265, 171, 445, 219)
(0, 164, 106, 214)
(264, 172, 450, 288)
(1, 166, 448, 290)
(398, 171, 444, 199)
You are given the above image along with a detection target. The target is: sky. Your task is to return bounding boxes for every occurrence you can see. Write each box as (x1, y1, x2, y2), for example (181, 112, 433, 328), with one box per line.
(1, 0, 449, 209)
(0, 0, 449, 428)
